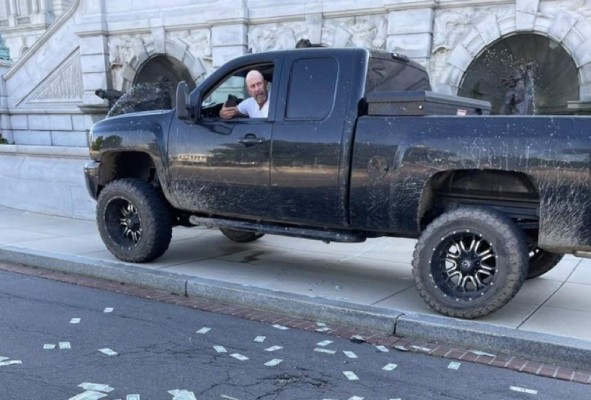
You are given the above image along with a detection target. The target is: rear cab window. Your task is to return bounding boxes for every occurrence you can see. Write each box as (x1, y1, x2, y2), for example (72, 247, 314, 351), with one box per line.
(365, 52, 431, 94)
(285, 57, 338, 120)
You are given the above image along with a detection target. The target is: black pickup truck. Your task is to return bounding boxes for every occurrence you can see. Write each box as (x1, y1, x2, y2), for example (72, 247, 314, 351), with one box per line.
(84, 47, 591, 319)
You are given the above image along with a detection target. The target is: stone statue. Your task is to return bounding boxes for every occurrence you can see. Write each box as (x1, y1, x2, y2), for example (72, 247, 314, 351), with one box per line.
(295, 38, 322, 48)
(500, 62, 538, 115)
(96, 76, 174, 117)
(95, 88, 125, 107)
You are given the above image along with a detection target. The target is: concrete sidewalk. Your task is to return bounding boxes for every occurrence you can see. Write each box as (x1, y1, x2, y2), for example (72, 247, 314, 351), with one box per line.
(1, 204, 591, 370)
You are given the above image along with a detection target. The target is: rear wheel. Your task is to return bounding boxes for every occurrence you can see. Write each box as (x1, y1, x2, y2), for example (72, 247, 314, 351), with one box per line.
(412, 206, 528, 319)
(97, 178, 172, 263)
(527, 248, 564, 279)
(220, 228, 264, 243)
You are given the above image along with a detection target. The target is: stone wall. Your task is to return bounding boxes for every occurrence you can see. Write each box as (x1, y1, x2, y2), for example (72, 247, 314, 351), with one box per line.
(2, 0, 591, 218)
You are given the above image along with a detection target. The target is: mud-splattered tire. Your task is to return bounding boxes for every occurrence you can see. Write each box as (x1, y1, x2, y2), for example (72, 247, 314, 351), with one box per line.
(412, 206, 528, 319)
(97, 178, 172, 263)
(220, 228, 264, 243)
(527, 248, 564, 280)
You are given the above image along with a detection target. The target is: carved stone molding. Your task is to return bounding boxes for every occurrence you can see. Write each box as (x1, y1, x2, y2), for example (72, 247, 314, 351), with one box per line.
(248, 21, 309, 52)
(108, 34, 206, 92)
(432, 3, 591, 101)
(323, 15, 387, 48)
(21, 49, 82, 104)
(247, 14, 387, 53)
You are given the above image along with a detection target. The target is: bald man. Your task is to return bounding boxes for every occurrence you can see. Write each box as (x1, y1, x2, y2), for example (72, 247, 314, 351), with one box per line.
(220, 70, 270, 119)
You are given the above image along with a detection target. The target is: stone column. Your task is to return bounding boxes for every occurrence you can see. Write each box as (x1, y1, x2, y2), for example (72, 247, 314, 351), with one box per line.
(209, 1, 249, 68)
(7, 0, 16, 26)
(7, 0, 15, 16)
(211, 24, 248, 68)
(386, 7, 435, 67)
(74, 1, 110, 117)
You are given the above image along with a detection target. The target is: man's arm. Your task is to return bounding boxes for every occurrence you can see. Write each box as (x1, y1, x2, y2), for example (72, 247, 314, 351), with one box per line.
(220, 104, 242, 119)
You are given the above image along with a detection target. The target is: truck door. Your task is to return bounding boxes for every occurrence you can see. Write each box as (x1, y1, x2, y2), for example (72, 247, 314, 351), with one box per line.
(167, 62, 278, 218)
(270, 54, 357, 227)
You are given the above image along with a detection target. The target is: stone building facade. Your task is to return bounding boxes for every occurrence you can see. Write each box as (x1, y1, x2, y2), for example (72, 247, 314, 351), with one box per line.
(1, 0, 591, 217)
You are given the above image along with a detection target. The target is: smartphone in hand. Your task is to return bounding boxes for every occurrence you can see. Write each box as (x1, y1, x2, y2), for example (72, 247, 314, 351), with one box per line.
(225, 94, 238, 107)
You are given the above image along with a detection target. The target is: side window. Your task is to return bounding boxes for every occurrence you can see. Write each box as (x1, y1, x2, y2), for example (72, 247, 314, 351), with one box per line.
(200, 63, 275, 119)
(202, 76, 247, 107)
(285, 58, 338, 120)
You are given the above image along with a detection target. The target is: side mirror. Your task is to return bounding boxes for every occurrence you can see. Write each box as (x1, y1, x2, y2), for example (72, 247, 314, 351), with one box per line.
(176, 81, 191, 121)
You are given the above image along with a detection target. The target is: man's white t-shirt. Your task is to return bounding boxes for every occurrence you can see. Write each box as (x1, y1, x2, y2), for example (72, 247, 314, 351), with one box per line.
(237, 96, 269, 118)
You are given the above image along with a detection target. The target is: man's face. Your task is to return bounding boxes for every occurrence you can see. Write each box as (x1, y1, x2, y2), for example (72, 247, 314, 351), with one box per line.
(246, 74, 268, 106)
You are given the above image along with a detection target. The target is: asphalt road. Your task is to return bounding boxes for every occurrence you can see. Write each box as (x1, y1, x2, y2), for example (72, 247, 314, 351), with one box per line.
(0, 268, 588, 400)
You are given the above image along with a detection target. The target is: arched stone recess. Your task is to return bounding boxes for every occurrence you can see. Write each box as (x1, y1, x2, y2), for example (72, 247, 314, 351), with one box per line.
(118, 38, 206, 93)
(436, 5, 591, 104)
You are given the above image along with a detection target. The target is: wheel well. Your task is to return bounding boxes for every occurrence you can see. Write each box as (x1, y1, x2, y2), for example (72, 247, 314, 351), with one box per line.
(420, 169, 540, 231)
(98, 152, 157, 194)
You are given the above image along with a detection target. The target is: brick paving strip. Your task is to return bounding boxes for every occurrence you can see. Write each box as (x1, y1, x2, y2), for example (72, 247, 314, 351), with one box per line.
(1, 261, 590, 385)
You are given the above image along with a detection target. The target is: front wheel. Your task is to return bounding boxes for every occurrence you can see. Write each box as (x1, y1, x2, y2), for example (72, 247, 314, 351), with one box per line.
(412, 207, 528, 319)
(97, 178, 172, 263)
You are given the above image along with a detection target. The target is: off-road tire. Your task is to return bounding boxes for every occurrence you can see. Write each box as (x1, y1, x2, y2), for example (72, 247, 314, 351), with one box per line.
(527, 248, 564, 279)
(412, 206, 528, 319)
(220, 228, 264, 243)
(97, 178, 172, 263)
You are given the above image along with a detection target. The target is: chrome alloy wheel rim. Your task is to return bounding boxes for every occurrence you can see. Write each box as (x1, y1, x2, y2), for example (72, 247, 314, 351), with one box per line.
(430, 230, 498, 301)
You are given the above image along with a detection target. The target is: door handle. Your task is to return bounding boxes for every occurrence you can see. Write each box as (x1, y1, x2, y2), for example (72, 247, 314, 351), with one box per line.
(239, 133, 265, 146)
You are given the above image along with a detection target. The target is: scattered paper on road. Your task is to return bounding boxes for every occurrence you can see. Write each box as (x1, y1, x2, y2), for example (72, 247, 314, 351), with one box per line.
(410, 345, 431, 352)
(343, 371, 359, 381)
(510, 386, 538, 395)
(79, 383, 114, 393)
(230, 353, 249, 361)
(382, 363, 398, 371)
(272, 324, 289, 330)
(254, 336, 266, 343)
(196, 327, 211, 334)
(265, 346, 283, 352)
(98, 348, 118, 356)
(168, 389, 197, 400)
(103, 307, 114, 313)
(470, 350, 495, 357)
(314, 348, 336, 355)
(70, 318, 81, 324)
(265, 359, 283, 367)
(448, 361, 461, 370)
(343, 351, 358, 359)
(0, 360, 22, 366)
(68, 391, 108, 400)
(213, 345, 227, 353)
(43, 344, 56, 350)
(59, 342, 71, 349)
(375, 345, 389, 353)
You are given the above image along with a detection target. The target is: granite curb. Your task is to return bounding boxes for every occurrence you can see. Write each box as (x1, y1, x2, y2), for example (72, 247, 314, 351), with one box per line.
(396, 314, 591, 371)
(1, 244, 590, 371)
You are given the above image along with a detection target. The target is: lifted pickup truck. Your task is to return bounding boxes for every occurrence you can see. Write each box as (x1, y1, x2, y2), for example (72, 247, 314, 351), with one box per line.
(84, 47, 591, 319)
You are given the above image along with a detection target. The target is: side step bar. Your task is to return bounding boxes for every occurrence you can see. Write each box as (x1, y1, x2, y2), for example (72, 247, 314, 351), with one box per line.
(189, 216, 366, 243)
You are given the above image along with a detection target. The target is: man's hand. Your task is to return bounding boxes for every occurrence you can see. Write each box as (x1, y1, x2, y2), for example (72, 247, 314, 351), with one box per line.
(220, 105, 239, 119)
